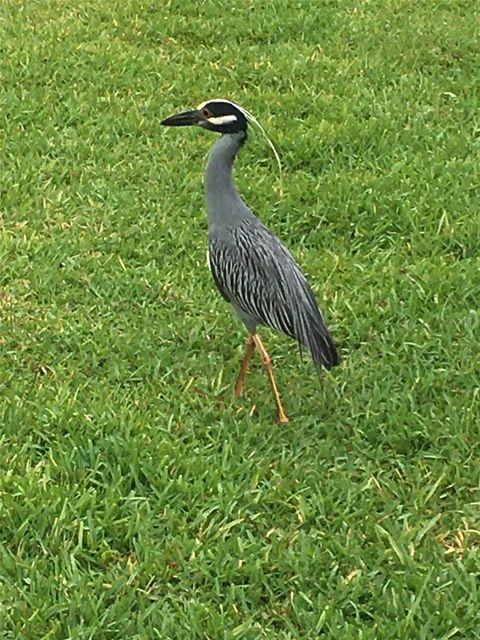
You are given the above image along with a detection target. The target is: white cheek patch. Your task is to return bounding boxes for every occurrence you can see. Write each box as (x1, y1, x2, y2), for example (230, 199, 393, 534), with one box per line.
(208, 114, 238, 125)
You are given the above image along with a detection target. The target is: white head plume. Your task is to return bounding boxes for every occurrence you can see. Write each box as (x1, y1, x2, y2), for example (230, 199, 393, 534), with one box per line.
(197, 98, 283, 182)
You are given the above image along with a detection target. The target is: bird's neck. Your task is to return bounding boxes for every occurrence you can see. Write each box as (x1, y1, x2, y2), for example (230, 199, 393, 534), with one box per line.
(205, 131, 247, 228)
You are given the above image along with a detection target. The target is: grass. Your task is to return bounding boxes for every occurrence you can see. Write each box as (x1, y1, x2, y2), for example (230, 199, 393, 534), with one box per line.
(0, 0, 479, 637)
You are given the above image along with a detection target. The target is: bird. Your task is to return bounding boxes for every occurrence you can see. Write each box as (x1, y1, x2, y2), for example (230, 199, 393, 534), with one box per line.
(161, 98, 340, 423)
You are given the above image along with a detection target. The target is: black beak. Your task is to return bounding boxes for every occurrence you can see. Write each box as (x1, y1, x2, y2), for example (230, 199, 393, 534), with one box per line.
(161, 109, 203, 127)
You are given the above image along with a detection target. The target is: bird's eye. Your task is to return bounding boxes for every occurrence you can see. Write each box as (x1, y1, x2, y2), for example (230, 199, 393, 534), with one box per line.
(202, 108, 212, 118)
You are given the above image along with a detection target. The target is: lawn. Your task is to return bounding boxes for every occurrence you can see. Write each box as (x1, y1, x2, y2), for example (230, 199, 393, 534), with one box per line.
(0, 0, 479, 638)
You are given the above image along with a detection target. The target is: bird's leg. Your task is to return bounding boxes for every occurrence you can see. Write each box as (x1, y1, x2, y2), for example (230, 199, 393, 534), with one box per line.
(235, 334, 256, 398)
(252, 334, 289, 424)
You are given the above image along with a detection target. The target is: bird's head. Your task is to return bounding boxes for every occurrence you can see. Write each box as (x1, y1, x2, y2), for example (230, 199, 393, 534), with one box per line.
(162, 98, 282, 176)
(161, 99, 248, 135)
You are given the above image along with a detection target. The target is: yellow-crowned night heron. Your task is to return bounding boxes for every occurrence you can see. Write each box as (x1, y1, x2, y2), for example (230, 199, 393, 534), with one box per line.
(161, 99, 340, 423)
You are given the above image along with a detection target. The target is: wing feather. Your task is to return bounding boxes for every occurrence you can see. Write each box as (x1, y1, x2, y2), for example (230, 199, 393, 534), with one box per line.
(208, 219, 340, 371)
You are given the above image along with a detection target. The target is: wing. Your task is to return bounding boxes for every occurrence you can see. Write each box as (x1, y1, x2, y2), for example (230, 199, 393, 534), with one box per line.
(208, 218, 340, 371)
(209, 220, 296, 338)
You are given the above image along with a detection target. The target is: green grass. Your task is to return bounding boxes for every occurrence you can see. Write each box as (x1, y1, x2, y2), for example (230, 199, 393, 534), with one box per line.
(1, 0, 479, 637)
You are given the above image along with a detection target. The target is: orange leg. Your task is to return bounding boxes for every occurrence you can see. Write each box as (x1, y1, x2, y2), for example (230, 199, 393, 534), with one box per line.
(235, 334, 256, 398)
(252, 334, 289, 424)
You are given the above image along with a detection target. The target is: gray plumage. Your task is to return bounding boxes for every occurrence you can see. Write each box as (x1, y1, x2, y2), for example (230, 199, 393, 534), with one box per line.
(205, 131, 340, 373)
(161, 99, 340, 386)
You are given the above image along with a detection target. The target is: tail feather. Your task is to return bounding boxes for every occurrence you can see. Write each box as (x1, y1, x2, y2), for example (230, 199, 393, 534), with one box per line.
(305, 320, 341, 373)
(271, 241, 341, 374)
(292, 286, 341, 374)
